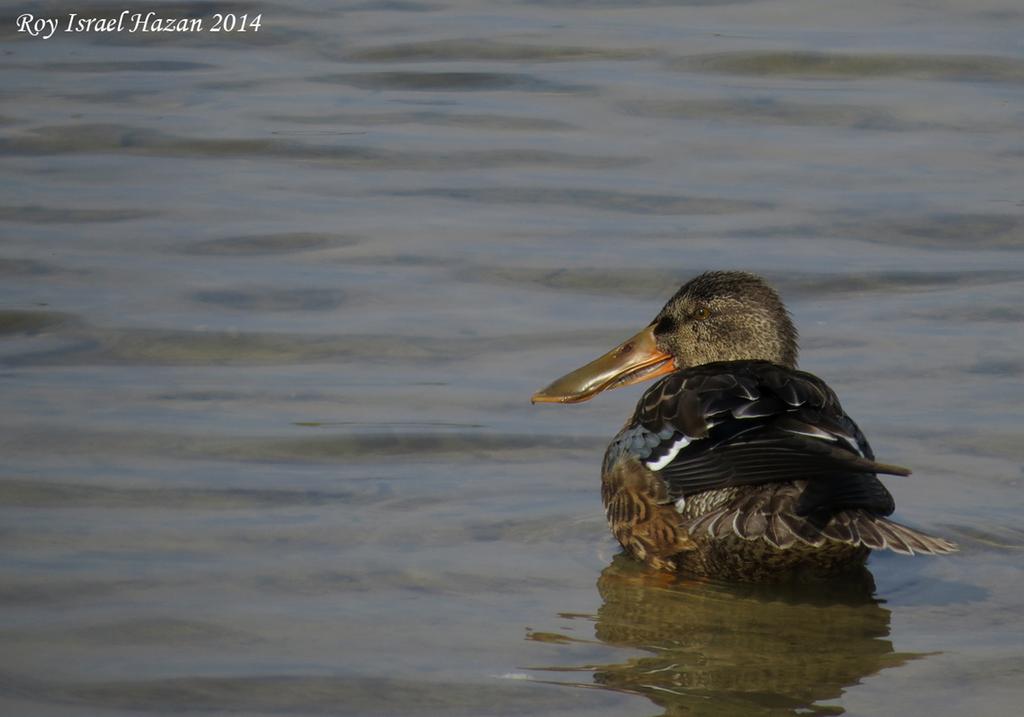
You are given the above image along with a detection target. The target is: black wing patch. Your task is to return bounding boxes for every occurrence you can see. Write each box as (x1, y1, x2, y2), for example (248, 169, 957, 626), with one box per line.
(611, 361, 905, 518)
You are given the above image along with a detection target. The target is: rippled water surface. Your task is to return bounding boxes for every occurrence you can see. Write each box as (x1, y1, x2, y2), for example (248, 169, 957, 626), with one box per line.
(2, 1, 1023, 715)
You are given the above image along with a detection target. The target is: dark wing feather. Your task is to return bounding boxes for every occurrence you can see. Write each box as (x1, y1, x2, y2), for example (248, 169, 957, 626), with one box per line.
(612, 361, 904, 519)
(659, 430, 901, 516)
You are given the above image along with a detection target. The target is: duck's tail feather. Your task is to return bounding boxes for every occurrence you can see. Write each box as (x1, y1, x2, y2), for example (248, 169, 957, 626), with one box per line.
(687, 488, 959, 556)
(823, 512, 958, 555)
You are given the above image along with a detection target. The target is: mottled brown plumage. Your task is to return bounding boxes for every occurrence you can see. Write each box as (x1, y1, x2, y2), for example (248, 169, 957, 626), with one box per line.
(534, 271, 957, 581)
(601, 456, 696, 572)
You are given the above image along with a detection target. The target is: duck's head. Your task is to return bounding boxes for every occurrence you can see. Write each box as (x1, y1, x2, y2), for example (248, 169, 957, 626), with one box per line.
(532, 271, 798, 404)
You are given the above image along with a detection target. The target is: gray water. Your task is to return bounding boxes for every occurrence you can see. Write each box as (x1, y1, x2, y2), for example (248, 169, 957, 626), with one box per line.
(2, 1, 1023, 715)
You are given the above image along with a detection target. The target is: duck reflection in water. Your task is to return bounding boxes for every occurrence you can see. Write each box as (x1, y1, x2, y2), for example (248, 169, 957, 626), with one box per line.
(531, 556, 924, 717)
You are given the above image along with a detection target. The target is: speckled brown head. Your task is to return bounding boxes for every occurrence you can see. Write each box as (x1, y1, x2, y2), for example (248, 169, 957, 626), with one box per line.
(532, 271, 799, 403)
(652, 271, 798, 370)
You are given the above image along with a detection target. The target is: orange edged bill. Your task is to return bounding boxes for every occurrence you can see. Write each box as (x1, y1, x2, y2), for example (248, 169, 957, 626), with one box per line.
(532, 325, 676, 404)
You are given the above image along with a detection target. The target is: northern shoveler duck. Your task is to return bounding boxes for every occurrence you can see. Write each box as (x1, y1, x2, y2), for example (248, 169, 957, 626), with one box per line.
(533, 271, 956, 581)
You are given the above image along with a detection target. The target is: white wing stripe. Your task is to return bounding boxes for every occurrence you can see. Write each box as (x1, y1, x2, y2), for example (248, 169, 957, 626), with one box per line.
(645, 435, 692, 471)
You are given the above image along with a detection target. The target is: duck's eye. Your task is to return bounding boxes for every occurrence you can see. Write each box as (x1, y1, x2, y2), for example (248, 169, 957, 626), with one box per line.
(694, 306, 711, 321)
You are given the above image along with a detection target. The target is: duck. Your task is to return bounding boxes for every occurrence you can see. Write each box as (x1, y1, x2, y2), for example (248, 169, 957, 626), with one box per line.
(532, 271, 956, 581)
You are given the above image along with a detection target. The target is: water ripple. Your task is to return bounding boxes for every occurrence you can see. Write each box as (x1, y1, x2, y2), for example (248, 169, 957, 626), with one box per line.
(391, 187, 771, 215)
(0, 673, 586, 715)
(182, 233, 358, 256)
(0, 124, 635, 169)
(344, 39, 656, 62)
(673, 51, 1024, 83)
(192, 288, 347, 312)
(312, 71, 590, 93)
(0, 205, 157, 223)
(0, 478, 366, 509)
(619, 97, 1009, 133)
(265, 111, 575, 132)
